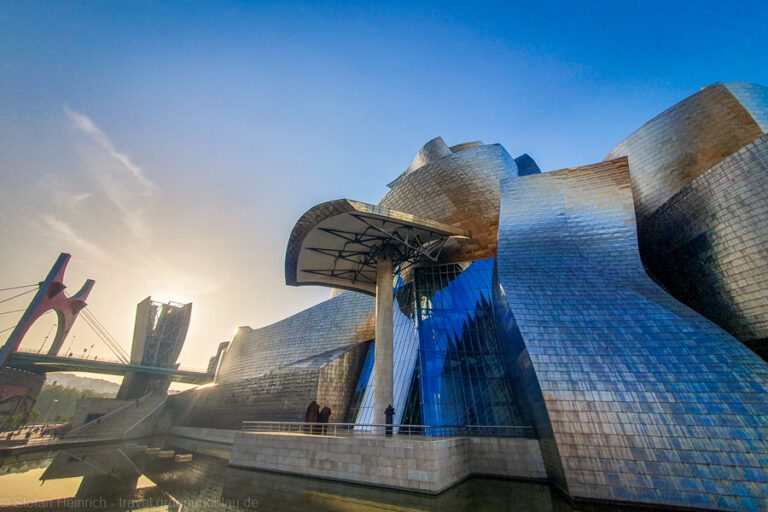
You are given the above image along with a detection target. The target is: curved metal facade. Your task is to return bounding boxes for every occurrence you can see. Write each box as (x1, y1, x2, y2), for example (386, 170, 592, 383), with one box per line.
(169, 291, 375, 428)
(641, 134, 768, 349)
(495, 157, 768, 509)
(606, 83, 765, 221)
(178, 139, 521, 429)
(607, 82, 768, 355)
(216, 291, 374, 382)
(379, 141, 523, 263)
(177, 121, 768, 509)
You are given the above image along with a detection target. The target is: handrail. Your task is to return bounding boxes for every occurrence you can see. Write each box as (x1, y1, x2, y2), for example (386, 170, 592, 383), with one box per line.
(69, 391, 154, 434)
(122, 395, 167, 438)
(241, 421, 534, 438)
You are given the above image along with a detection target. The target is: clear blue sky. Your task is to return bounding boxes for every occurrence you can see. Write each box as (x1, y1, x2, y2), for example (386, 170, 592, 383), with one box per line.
(1, 0, 767, 368)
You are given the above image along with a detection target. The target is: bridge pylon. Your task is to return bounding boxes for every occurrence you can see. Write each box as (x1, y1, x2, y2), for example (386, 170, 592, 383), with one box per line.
(0, 253, 94, 369)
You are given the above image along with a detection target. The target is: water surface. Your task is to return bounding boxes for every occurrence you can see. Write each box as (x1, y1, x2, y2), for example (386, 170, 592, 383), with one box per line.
(0, 438, 578, 511)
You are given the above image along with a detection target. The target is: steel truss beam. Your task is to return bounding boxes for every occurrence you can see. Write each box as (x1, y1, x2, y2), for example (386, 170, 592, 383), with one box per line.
(309, 215, 452, 286)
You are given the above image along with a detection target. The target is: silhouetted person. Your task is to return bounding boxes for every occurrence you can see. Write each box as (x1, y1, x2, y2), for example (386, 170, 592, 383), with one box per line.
(385, 404, 395, 437)
(318, 406, 331, 434)
(304, 400, 320, 434)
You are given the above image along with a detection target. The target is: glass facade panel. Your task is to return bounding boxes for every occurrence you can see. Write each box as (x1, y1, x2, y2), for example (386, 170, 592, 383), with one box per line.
(352, 276, 420, 426)
(414, 259, 519, 425)
(414, 259, 521, 427)
(344, 340, 374, 422)
(351, 260, 521, 428)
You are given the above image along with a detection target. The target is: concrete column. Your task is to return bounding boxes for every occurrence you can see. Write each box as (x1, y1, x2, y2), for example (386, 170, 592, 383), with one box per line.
(373, 247, 394, 427)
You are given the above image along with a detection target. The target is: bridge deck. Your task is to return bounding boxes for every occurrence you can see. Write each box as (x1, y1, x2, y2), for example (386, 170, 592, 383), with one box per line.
(7, 351, 213, 384)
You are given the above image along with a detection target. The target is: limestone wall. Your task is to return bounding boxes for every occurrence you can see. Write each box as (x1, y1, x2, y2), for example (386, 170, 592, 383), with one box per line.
(229, 432, 545, 494)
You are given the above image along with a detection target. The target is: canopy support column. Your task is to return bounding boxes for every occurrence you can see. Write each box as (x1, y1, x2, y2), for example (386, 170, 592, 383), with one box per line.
(373, 246, 394, 427)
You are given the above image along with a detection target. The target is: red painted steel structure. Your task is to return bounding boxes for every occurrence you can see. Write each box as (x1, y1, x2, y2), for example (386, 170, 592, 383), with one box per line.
(0, 253, 94, 368)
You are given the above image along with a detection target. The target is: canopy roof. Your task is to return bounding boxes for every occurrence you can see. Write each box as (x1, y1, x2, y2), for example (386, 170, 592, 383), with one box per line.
(285, 199, 471, 295)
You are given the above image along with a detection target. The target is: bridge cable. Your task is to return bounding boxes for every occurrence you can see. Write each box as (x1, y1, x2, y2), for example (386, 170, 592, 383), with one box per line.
(81, 308, 130, 361)
(77, 315, 130, 364)
(76, 312, 117, 355)
(0, 309, 26, 315)
(0, 284, 38, 292)
(78, 313, 129, 363)
(0, 288, 36, 304)
(0, 324, 18, 335)
(78, 309, 130, 363)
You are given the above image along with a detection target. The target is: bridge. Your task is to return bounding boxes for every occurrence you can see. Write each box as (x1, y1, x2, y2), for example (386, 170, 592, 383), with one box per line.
(0, 254, 220, 423)
(6, 351, 213, 385)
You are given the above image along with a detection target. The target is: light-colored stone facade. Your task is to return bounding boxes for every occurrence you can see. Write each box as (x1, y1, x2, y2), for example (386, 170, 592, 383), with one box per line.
(229, 432, 546, 494)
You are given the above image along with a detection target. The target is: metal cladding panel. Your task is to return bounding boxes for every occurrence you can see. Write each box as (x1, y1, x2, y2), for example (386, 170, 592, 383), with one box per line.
(176, 342, 370, 428)
(641, 134, 768, 347)
(495, 158, 768, 510)
(725, 81, 768, 132)
(174, 370, 320, 427)
(606, 82, 765, 221)
(317, 342, 371, 423)
(380, 143, 522, 263)
(404, 136, 453, 174)
(215, 290, 374, 383)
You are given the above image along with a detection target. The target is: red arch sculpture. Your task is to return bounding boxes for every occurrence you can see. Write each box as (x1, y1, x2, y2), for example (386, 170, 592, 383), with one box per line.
(0, 253, 94, 368)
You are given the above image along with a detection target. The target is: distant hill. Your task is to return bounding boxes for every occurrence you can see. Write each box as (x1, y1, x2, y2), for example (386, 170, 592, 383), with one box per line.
(44, 374, 120, 396)
(32, 384, 115, 425)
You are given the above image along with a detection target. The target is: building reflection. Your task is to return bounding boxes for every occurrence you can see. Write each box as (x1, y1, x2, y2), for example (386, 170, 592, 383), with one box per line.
(0, 441, 576, 512)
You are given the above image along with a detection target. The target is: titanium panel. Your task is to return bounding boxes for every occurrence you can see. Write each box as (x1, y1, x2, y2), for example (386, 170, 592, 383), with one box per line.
(606, 82, 764, 221)
(608, 82, 768, 353)
(380, 142, 532, 263)
(174, 341, 370, 427)
(726, 81, 768, 132)
(495, 158, 768, 510)
(216, 290, 374, 383)
(641, 134, 768, 350)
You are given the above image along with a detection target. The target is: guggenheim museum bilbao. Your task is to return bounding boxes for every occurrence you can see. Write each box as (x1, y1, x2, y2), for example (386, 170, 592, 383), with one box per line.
(173, 82, 768, 509)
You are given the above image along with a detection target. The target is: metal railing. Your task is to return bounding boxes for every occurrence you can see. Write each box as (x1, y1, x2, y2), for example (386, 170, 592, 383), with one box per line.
(242, 421, 534, 438)
(69, 390, 155, 435)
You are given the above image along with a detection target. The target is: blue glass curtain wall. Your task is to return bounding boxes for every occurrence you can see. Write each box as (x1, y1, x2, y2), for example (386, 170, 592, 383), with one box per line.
(350, 259, 522, 429)
(414, 259, 521, 427)
(344, 340, 374, 422)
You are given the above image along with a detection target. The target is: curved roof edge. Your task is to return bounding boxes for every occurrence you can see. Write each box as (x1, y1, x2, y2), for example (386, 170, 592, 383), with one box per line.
(285, 199, 470, 294)
(606, 82, 767, 159)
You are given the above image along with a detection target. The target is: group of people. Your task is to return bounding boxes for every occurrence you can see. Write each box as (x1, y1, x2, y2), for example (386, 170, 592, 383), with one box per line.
(304, 400, 331, 434)
(2, 425, 66, 442)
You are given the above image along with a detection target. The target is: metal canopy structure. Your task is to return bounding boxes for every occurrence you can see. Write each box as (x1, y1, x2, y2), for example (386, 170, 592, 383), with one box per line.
(286, 199, 471, 426)
(286, 199, 471, 295)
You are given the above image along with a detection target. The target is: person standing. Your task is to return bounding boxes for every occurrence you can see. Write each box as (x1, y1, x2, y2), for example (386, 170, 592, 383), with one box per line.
(304, 400, 320, 434)
(385, 404, 395, 437)
(318, 406, 332, 435)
